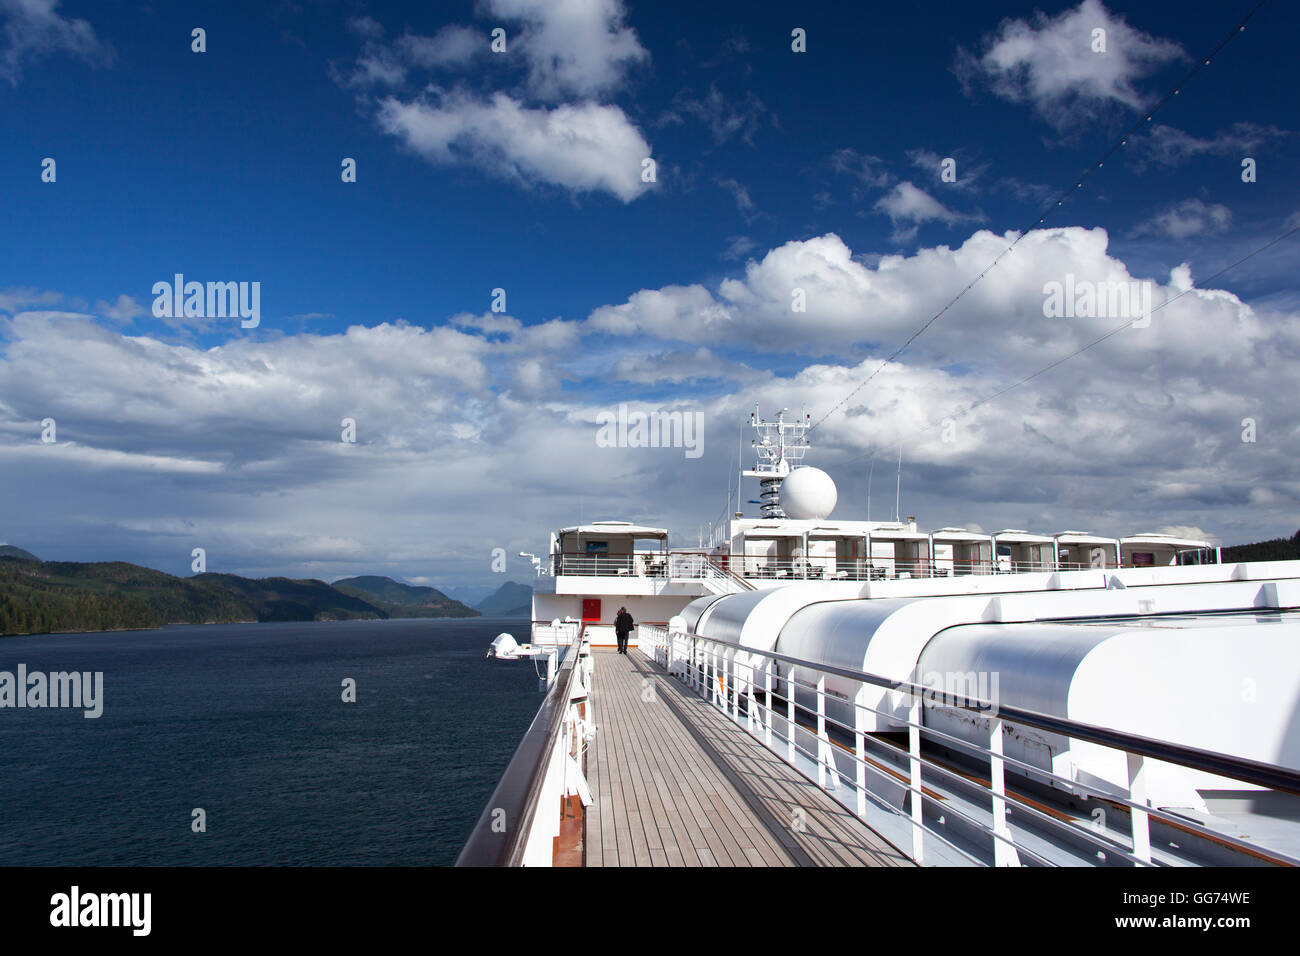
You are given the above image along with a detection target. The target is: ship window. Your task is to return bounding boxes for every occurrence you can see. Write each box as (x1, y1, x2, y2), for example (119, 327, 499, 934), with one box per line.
(585, 541, 609, 554)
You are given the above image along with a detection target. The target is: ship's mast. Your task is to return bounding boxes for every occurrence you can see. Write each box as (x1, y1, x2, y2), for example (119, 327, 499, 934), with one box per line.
(742, 405, 810, 518)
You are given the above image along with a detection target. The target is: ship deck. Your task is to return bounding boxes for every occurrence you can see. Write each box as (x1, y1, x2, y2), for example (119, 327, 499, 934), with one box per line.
(583, 647, 912, 867)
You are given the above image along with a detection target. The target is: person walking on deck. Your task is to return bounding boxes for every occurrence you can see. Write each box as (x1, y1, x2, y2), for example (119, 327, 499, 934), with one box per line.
(614, 607, 634, 654)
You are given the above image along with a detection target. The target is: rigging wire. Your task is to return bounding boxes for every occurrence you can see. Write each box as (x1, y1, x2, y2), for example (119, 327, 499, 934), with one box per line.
(831, 219, 1300, 469)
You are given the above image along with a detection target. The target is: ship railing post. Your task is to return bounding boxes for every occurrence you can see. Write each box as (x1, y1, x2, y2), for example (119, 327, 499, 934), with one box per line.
(718, 647, 726, 711)
(763, 660, 773, 749)
(816, 675, 827, 790)
(1127, 752, 1152, 865)
(989, 716, 1019, 866)
(732, 651, 741, 723)
(732, 652, 740, 721)
(745, 660, 758, 735)
(854, 682, 867, 820)
(702, 642, 709, 699)
(908, 689, 925, 865)
(786, 670, 796, 766)
(706, 644, 713, 704)
(722, 648, 729, 715)
(715, 647, 723, 712)
(710, 646, 718, 707)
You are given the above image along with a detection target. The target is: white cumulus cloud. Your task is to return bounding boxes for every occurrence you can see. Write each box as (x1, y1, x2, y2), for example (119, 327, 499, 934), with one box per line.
(957, 0, 1183, 125)
(377, 91, 653, 202)
(485, 0, 649, 100)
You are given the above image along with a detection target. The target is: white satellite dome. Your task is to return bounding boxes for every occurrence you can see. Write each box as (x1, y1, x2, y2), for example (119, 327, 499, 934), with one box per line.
(781, 467, 837, 519)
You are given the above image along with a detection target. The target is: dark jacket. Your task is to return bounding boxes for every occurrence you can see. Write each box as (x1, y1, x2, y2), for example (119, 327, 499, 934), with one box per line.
(614, 611, 634, 635)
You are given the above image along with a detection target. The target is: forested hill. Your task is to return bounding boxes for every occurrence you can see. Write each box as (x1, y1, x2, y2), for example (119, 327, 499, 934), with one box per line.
(332, 576, 479, 618)
(0, 557, 389, 636)
(1220, 531, 1300, 563)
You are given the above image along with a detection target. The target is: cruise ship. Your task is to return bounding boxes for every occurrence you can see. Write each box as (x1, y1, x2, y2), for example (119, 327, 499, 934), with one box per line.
(458, 410, 1300, 868)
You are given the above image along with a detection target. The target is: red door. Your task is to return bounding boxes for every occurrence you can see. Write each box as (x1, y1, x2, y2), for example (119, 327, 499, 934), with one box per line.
(581, 598, 602, 622)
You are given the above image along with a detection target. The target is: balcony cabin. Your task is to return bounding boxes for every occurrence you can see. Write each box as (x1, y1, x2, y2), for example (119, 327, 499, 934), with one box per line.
(735, 522, 804, 580)
(1120, 533, 1216, 567)
(1053, 531, 1121, 570)
(808, 524, 871, 580)
(991, 530, 1055, 572)
(865, 522, 933, 579)
(731, 518, 913, 581)
(928, 528, 995, 576)
(553, 522, 669, 577)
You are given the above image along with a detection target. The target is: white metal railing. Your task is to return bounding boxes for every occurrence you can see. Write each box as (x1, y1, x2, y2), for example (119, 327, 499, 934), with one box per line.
(458, 628, 592, 866)
(552, 553, 670, 577)
(637, 624, 1300, 868)
(664, 552, 754, 592)
(736, 557, 1101, 580)
(529, 619, 583, 647)
(551, 551, 1153, 583)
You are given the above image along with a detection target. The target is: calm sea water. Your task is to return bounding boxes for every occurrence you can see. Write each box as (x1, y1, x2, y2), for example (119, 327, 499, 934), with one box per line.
(0, 618, 541, 866)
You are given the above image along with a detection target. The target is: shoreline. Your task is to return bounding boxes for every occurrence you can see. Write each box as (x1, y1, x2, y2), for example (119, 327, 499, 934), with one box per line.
(0, 613, 529, 639)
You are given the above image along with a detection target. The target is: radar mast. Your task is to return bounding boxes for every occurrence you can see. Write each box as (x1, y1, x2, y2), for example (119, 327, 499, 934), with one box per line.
(743, 406, 810, 518)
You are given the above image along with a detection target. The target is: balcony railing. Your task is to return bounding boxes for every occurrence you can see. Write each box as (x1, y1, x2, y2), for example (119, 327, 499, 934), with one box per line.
(552, 553, 670, 578)
(734, 557, 1094, 581)
(554, 551, 1158, 582)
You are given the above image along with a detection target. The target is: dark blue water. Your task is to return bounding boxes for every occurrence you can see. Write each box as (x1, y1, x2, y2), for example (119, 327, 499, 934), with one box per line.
(0, 619, 540, 866)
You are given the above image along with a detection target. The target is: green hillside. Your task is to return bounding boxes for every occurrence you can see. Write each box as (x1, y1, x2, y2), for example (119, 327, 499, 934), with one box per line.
(333, 575, 480, 618)
(39, 561, 257, 623)
(0, 558, 164, 635)
(194, 573, 385, 622)
(1221, 530, 1300, 563)
(0, 557, 257, 635)
(0, 556, 393, 635)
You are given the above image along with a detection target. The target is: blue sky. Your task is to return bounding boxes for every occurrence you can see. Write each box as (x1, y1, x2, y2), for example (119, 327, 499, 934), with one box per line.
(1, 0, 1298, 594)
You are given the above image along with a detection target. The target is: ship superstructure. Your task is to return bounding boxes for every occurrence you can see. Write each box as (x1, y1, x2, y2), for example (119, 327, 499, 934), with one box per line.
(525, 408, 1218, 647)
(462, 408, 1299, 868)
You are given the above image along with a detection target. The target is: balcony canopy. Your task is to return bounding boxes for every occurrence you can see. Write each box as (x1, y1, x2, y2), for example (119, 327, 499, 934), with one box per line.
(558, 522, 668, 539)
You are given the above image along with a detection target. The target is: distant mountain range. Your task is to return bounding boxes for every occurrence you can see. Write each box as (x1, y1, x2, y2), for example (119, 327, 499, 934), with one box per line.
(475, 581, 533, 617)
(0, 553, 479, 636)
